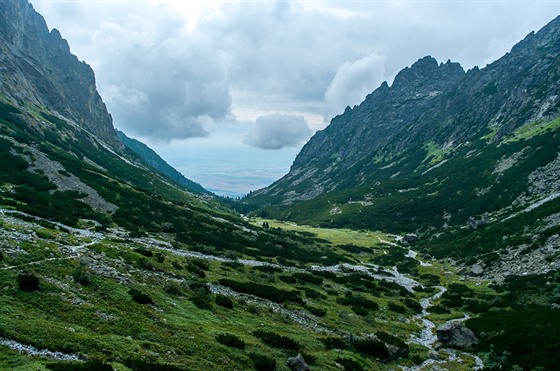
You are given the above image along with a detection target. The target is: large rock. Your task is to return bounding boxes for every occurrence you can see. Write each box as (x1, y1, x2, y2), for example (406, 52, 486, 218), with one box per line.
(436, 321, 479, 349)
(386, 343, 409, 361)
(287, 353, 310, 371)
(403, 234, 418, 244)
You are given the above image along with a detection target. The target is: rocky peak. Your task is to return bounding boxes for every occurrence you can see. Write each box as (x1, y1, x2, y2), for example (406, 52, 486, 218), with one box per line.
(0, 0, 121, 148)
(390, 56, 465, 99)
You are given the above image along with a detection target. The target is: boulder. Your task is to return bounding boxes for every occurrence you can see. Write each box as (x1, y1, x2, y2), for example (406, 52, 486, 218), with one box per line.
(428, 350, 441, 360)
(470, 263, 485, 276)
(386, 344, 409, 361)
(287, 353, 310, 371)
(403, 234, 418, 243)
(436, 321, 479, 349)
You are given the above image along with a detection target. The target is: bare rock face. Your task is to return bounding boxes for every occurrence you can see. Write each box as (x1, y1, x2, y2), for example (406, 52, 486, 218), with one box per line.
(0, 0, 121, 148)
(247, 16, 560, 206)
(287, 353, 310, 371)
(436, 321, 479, 349)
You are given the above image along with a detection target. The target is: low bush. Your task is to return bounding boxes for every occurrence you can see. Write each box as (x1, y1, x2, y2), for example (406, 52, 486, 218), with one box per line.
(72, 264, 92, 286)
(219, 279, 303, 304)
(337, 292, 379, 311)
(353, 337, 389, 360)
(134, 247, 153, 257)
(46, 360, 112, 371)
(189, 281, 212, 310)
(305, 304, 327, 317)
(334, 357, 363, 371)
(249, 352, 276, 371)
(215, 294, 234, 309)
(164, 281, 183, 296)
(216, 333, 246, 349)
(388, 302, 406, 314)
(128, 288, 153, 305)
(17, 273, 39, 291)
(320, 336, 346, 350)
(253, 330, 301, 351)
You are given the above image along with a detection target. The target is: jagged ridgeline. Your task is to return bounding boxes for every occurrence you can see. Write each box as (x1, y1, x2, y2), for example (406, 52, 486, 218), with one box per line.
(1, 0, 560, 370)
(246, 16, 560, 264)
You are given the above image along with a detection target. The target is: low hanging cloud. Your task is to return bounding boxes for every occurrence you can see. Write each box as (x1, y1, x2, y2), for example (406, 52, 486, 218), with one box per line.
(88, 5, 232, 142)
(325, 52, 386, 118)
(243, 113, 312, 150)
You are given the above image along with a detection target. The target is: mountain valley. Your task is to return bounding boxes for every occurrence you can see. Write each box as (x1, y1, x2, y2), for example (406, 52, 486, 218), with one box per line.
(0, 1, 559, 370)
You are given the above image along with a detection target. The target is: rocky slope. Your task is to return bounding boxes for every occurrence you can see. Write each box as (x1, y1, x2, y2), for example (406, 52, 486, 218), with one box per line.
(249, 16, 560, 206)
(245, 16, 560, 273)
(0, 0, 120, 148)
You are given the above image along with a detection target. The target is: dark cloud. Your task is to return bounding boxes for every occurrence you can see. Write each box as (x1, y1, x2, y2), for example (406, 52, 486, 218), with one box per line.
(243, 114, 312, 150)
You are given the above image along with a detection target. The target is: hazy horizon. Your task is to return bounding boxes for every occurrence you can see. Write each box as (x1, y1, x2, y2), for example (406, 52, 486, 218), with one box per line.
(30, 0, 559, 196)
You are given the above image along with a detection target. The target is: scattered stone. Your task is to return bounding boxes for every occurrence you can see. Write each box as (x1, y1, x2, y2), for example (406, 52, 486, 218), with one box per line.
(287, 353, 310, 371)
(436, 321, 479, 349)
(470, 263, 485, 276)
(428, 350, 441, 360)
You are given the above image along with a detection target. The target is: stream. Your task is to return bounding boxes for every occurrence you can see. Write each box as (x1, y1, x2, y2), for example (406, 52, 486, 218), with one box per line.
(401, 267, 484, 370)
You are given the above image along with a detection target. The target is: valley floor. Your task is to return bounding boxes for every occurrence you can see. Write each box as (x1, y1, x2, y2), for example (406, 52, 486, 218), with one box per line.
(1, 210, 556, 370)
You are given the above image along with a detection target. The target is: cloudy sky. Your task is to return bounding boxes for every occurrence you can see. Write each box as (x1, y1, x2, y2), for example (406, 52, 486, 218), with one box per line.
(31, 0, 558, 196)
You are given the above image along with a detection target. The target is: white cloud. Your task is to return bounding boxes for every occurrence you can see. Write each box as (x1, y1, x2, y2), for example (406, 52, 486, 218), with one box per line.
(243, 114, 312, 150)
(30, 0, 559, 142)
(325, 52, 386, 118)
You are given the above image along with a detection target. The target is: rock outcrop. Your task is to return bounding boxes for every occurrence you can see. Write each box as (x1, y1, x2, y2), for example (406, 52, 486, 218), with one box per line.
(248, 16, 560, 206)
(0, 0, 121, 148)
(287, 353, 310, 371)
(436, 321, 479, 349)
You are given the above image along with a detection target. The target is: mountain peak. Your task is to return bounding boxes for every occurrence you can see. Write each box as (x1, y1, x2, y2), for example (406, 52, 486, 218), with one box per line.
(391, 56, 465, 93)
(0, 0, 121, 148)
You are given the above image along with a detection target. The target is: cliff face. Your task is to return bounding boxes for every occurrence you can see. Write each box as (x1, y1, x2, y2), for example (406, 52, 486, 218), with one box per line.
(248, 16, 560, 205)
(0, 0, 120, 147)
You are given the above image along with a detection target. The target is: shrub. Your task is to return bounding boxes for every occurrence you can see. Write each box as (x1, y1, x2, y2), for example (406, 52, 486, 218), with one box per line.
(189, 281, 212, 310)
(215, 294, 234, 309)
(134, 247, 153, 257)
(72, 264, 92, 285)
(216, 333, 246, 349)
(279, 274, 297, 284)
(253, 265, 281, 274)
(219, 279, 303, 304)
(17, 273, 39, 291)
(351, 305, 369, 316)
(249, 352, 276, 371)
(188, 258, 210, 271)
(305, 304, 327, 317)
(353, 338, 389, 360)
(319, 336, 346, 350)
(293, 272, 323, 285)
(337, 292, 379, 311)
(164, 281, 183, 296)
(46, 360, 112, 371)
(376, 332, 408, 350)
(301, 287, 321, 299)
(123, 359, 185, 371)
(335, 357, 363, 371)
(128, 288, 153, 304)
(388, 302, 406, 314)
(253, 330, 301, 351)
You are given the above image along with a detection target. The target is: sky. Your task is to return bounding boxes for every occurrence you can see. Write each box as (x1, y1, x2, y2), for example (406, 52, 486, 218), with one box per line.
(30, 0, 559, 197)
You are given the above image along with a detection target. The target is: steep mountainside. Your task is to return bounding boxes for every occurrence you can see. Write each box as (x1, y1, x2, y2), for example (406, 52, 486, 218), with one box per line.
(1, 2, 559, 370)
(246, 17, 560, 271)
(116, 130, 209, 195)
(0, 0, 120, 147)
